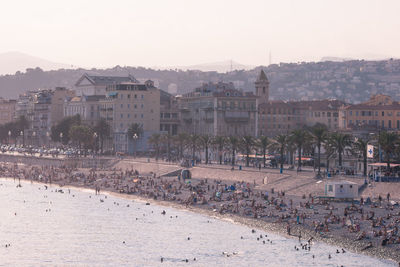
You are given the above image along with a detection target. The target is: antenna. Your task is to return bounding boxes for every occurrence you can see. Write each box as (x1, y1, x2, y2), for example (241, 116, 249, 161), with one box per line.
(269, 51, 272, 66)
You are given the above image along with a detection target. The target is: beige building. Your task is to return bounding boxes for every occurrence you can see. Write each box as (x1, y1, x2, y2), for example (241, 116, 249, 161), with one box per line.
(258, 99, 345, 137)
(340, 94, 400, 131)
(100, 80, 160, 153)
(179, 77, 262, 137)
(51, 87, 75, 126)
(160, 90, 180, 135)
(0, 98, 16, 125)
(64, 95, 105, 127)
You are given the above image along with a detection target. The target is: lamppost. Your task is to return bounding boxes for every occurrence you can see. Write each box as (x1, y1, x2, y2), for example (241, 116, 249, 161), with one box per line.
(93, 132, 98, 155)
(20, 131, 25, 147)
(59, 132, 63, 145)
(132, 133, 138, 158)
(8, 130, 11, 145)
(46, 131, 50, 148)
(32, 131, 36, 147)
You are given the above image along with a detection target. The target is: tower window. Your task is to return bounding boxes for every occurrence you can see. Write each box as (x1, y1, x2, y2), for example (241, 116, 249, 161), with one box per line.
(263, 87, 266, 93)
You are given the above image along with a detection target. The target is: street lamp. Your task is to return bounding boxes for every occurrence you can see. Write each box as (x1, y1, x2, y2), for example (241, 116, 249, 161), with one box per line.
(46, 132, 50, 148)
(20, 131, 25, 147)
(59, 132, 63, 144)
(132, 133, 138, 158)
(8, 130, 11, 145)
(32, 131, 36, 147)
(93, 132, 98, 154)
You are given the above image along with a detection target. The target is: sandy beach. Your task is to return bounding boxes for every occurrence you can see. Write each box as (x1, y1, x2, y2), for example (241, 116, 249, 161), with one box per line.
(1, 155, 400, 264)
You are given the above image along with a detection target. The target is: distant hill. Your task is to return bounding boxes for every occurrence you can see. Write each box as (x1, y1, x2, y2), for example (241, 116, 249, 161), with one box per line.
(1, 59, 400, 104)
(0, 51, 72, 75)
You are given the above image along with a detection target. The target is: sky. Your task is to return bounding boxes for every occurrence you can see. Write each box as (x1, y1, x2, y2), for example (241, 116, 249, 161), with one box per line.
(1, 0, 399, 68)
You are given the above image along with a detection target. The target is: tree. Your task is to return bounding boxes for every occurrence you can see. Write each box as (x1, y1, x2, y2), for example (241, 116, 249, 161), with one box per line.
(378, 131, 398, 169)
(148, 133, 161, 160)
(330, 132, 352, 168)
(309, 123, 328, 175)
(213, 136, 226, 165)
(199, 135, 212, 164)
(228, 136, 239, 166)
(51, 114, 81, 144)
(257, 136, 269, 167)
(324, 133, 336, 173)
(290, 129, 310, 171)
(174, 133, 188, 160)
(352, 137, 368, 176)
(161, 133, 173, 161)
(241, 136, 254, 167)
(188, 134, 199, 163)
(69, 125, 94, 153)
(270, 134, 288, 170)
(93, 118, 111, 154)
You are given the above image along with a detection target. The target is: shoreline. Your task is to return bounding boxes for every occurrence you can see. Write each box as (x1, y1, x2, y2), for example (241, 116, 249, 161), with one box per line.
(2, 176, 399, 264)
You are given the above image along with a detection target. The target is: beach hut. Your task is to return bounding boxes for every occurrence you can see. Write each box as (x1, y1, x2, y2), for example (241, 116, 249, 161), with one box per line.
(325, 181, 358, 199)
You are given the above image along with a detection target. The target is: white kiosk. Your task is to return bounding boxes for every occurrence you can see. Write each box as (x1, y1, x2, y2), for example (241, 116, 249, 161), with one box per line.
(325, 181, 358, 199)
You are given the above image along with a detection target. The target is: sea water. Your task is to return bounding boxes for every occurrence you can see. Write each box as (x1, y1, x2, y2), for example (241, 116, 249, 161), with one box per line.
(0, 179, 396, 267)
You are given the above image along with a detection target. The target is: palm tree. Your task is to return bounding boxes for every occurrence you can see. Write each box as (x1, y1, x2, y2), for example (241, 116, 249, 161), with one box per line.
(257, 136, 269, 167)
(228, 136, 239, 166)
(199, 135, 213, 164)
(270, 134, 288, 170)
(94, 118, 111, 154)
(188, 134, 199, 163)
(174, 133, 188, 160)
(213, 136, 226, 165)
(290, 129, 309, 171)
(148, 133, 161, 160)
(241, 136, 254, 167)
(378, 131, 398, 169)
(309, 124, 328, 175)
(330, 132, 352, 168)
(161, 133, 173, 161)
(352, 137, 368, 176)
(324, 133, 336, 174)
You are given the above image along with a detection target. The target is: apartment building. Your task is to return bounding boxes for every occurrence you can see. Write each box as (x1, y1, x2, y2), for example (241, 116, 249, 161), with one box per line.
(64, 95, 105, 126)
(100, 80, 160, 153)
(0, 98, 16, 125)
(258, 99, 345, 137)
(340, 94, 400, 131)
(51, 87, 75, 125)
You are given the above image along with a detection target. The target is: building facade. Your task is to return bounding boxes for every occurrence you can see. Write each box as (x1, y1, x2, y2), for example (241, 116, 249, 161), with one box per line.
(50, 87, 75, 126)
(340, 94, 400, 131)
(74, 73, 138, 96)
(64, 95, 105, 127)
(160, 90, 180, 136)
(0, 98, 16, 125)
(179, 82, 258, 137)
(258, 99, 345, 137)
(99, 80, 160, 153)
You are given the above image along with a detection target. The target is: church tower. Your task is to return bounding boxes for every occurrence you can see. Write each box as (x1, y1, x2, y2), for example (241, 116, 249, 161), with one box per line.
(255, 69, 269, 105)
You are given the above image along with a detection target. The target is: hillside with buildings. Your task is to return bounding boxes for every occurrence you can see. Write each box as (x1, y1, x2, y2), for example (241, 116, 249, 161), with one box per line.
(1, 59, 400, 104)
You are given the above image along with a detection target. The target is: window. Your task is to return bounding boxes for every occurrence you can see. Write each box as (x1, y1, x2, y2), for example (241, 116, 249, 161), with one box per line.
(128, 94, 130, 98)
(134, 94, 137, 99)
(120, 113, 123, 118)
(120, 104, 123, 108)
(350, 185, 353, 188)
(141, 95, 144, 99)
(127, 114, 130, 118)
(382, 111, 385, 116)
(328, 185, 333, 192)
(141, 114, 144, 118)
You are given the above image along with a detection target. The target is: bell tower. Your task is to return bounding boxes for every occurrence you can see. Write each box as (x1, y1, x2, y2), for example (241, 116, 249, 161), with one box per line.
(255, 69, 269, 105)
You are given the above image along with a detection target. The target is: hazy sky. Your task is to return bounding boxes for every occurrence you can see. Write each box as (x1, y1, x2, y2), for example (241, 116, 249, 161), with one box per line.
(1, 0, 399, 68)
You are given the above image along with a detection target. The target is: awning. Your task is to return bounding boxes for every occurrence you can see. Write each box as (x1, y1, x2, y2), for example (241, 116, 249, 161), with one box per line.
(108, 92, 118, 97)
(368, 163, 400, 167)
(295, 157, 313, 161)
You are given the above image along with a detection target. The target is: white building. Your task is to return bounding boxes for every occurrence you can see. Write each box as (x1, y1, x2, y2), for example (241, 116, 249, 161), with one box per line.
(74, 73, 138, 96)
(325, 181, 358, 199)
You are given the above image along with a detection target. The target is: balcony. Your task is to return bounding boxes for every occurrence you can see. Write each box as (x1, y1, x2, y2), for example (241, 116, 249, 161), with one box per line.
(224, 111, 250, 122)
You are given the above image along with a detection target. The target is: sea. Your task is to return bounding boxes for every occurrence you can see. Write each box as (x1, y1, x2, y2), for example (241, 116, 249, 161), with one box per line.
(0, 178, 396, 267)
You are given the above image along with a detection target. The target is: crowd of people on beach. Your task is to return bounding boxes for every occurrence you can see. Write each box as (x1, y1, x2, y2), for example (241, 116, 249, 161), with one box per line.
(0, 161, 399, 263)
